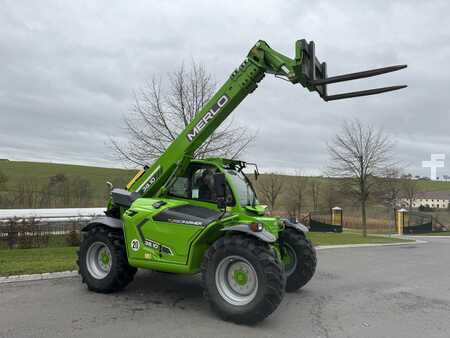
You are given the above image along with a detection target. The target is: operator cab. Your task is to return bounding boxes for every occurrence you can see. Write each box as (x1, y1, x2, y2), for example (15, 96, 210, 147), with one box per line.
(167, 159, 259, 210)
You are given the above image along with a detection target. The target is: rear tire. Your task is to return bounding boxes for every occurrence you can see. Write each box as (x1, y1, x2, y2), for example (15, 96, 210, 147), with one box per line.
(280, 228, 317, 292)
(201, 234, 285, 324)
(77, 226, 137, 293)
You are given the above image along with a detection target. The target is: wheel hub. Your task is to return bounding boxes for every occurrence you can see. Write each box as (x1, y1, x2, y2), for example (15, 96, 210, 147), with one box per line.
(215, 255, 258, 306)
(233, 269, 248, 286)
(86, 241, 112, 279)
(282, 243, 298, 277)
(99, 248, 111, 270)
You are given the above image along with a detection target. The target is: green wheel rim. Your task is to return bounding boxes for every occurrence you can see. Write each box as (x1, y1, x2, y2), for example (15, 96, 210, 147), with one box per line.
(282, 243, 297, 277)
(215, 255, 258, 306)
(233, 270, 248, 286)
(86, 241, 112, 280)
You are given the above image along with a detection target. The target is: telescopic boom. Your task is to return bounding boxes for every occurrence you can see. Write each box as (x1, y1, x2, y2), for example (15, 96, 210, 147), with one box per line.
(125, 39, 407, 199)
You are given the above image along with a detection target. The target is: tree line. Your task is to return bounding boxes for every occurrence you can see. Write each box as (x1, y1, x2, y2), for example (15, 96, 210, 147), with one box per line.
(0, 172, 94, 209)
(254, 172, 420, 216)
(253, 119, 426, 237)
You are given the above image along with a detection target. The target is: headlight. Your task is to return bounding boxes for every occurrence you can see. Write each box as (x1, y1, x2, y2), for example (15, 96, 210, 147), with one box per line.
(249, 222, 263, 232)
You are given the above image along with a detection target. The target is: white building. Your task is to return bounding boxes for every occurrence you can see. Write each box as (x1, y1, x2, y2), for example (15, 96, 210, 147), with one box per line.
(403, 191, 450, 209)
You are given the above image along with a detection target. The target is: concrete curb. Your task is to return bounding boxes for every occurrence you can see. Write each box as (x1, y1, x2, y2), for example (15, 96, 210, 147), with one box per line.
(404, 235, 450, 239)
(0, 240, 425, 284)
(0, 270, 78, 284)
(316, 239, 426, 250)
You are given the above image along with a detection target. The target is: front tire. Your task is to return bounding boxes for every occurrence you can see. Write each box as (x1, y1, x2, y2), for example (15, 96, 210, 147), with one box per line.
(201, 235, 285, 324)
(280, 228, 317, 292)
(77, 226, 137, 293)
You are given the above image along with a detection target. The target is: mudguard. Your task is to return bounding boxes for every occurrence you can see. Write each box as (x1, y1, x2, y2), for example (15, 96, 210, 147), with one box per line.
(221, 224, 276, 243)
(281, 219, 309, 235)
(81, 216, 123, 232)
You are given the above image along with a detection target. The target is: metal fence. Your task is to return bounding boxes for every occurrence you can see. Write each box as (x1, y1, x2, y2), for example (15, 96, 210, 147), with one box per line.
(401, 210, 433, 234)
(0, 208, 104, 249)
(340, 206, 396, 234)
(308, 209, 343, 232)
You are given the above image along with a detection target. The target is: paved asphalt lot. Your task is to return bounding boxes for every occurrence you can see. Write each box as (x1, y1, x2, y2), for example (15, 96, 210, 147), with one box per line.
(1, 238, 449, 338)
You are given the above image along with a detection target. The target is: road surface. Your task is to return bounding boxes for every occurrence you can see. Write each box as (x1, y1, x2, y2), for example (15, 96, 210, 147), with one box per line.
(1, 238, 449, 338)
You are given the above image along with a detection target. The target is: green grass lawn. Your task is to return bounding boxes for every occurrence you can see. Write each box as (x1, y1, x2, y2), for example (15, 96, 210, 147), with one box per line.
(0, 247, 77, 276)
(308, 231, 411, 246)
(0, 232, 411, 277)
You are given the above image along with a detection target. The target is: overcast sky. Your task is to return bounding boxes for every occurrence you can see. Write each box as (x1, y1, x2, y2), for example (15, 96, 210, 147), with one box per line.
(1, 0, 449, 177)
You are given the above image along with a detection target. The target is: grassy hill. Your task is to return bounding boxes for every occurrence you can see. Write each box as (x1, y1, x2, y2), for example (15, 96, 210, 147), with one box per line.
(0, 160, 137, 188)
(0, 160, 137, 207)
(414, 179, 450, 191)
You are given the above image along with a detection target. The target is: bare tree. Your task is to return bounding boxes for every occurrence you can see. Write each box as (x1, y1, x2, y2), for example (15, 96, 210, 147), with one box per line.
(401, 178, 418, 209)
(379, 167, 403, 209)
(323, 180, 340, 210)
(39, 173, 70, 208)
(285, 173, 308, 220)
(310, 180, 321, 210)
(257, 173, 284, 213)
(327, 119, 394, 237)
(14, 177, 41, 208)
(0, 170, 7, 190)
(70, 177, 92, 207)
(112, 61, 255, 166)
(0, 170, 8, 207)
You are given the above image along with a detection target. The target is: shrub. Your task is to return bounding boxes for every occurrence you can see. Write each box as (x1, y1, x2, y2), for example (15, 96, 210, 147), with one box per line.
(16, 218, 49, 248)
(66, 229, 80, 246)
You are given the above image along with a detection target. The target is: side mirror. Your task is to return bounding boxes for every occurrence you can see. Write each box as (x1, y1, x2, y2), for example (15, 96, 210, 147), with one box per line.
(106, 181, 114, 191)
(214, 172, 227, 210)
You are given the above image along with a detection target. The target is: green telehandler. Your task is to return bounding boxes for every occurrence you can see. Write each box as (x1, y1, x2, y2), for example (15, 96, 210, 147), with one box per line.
(78, 39, 406, 324)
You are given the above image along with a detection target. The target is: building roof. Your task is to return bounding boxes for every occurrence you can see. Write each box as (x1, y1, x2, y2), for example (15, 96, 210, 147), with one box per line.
(414, 191, 450, 200)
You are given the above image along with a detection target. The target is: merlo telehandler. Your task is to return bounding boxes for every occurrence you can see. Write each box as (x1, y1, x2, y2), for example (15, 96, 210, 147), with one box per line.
(78, 39, 406, 324)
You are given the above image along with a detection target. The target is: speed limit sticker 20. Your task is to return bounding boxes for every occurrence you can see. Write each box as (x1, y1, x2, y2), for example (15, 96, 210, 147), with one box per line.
(131, 239, 140, 251)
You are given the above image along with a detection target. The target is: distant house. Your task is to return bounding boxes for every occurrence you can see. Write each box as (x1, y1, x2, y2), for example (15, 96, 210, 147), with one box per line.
(403, 191, 450, 209)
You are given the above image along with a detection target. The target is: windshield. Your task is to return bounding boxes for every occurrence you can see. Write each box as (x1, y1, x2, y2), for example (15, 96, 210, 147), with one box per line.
(226, 170, 258, 206)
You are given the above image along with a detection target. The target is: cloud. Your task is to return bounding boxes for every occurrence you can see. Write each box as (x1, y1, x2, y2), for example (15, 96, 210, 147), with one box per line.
(1, 0, 449, 177)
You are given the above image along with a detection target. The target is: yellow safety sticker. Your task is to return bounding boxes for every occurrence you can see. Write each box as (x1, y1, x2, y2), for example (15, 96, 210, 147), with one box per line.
(127, 169, 145, 189)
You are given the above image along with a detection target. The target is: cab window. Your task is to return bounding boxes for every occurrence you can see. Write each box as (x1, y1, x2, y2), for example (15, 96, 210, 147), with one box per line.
(168, 164, 233, 205)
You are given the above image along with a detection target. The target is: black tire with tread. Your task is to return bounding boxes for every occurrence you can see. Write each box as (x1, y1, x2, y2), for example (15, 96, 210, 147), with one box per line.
(280, 228, 317, 292)
(77, 226, 137, 293)
(201, 234, 285, 324)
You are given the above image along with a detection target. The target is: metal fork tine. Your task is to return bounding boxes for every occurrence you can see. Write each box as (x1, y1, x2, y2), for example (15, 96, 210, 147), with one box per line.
(311, 65, 407, 86)
(324, 85, 407, 101)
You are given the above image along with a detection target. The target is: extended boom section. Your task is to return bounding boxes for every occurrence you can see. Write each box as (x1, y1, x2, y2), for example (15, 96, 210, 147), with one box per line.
(126, 39, 407, 198)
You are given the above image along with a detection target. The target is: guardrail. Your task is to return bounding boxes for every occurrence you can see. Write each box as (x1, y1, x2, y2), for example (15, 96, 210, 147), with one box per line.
(0, 208, 106, 249)
(0, 208, 105, 222)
